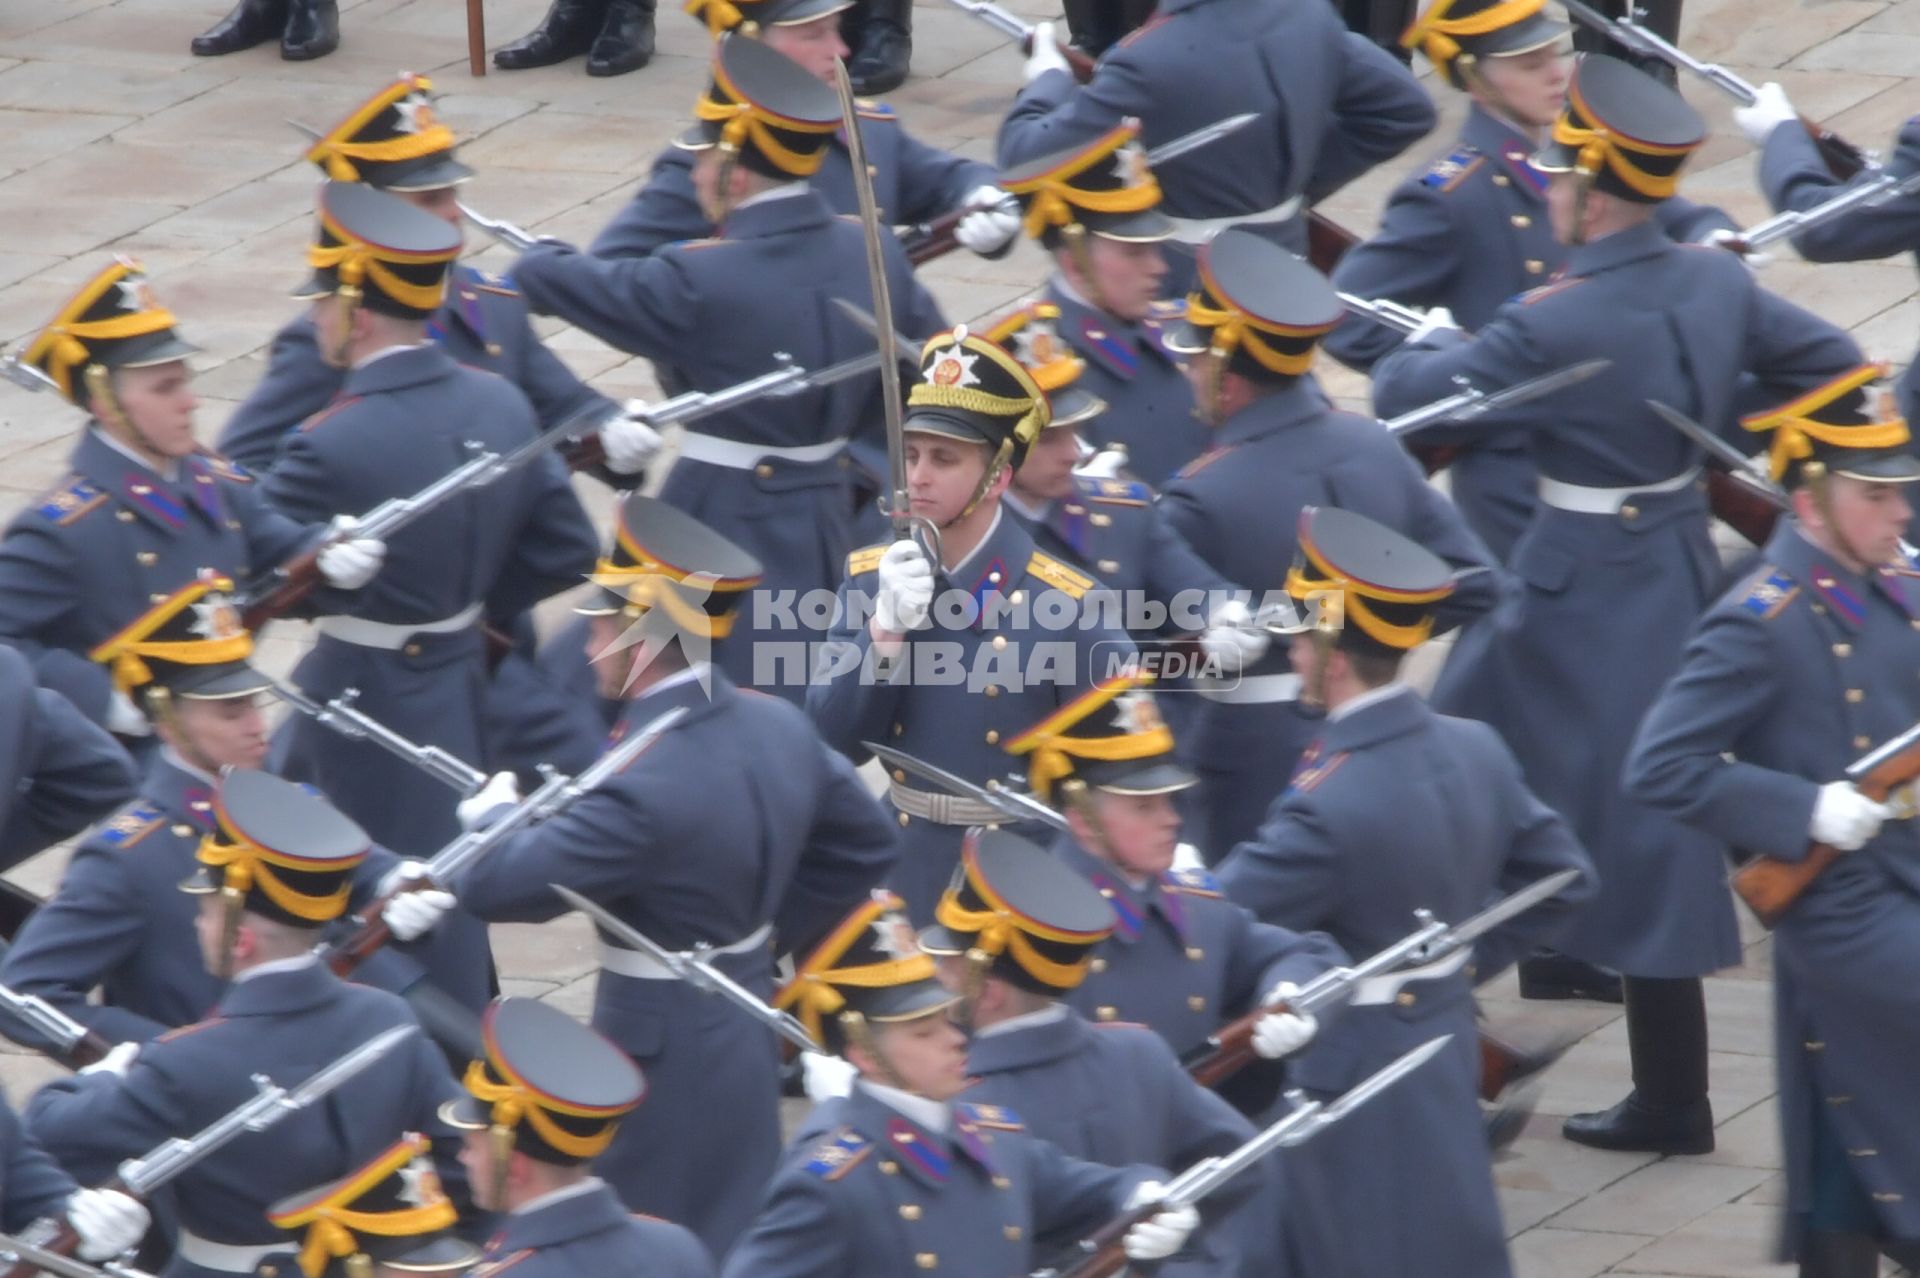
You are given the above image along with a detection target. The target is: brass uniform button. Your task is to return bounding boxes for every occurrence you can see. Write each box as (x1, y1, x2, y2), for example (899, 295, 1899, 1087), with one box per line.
(992, 1175, 1011, 1189)
(404, 643, 422, 657)
(1846, 688, 1864, 703)
(1619, 503, 1639, 521)
(880, 1159, 900, 1175)
(891, 769, 906, 782)
(892, 722, 904, 737)
(1098, 559, 1120, 574)
(136, 551, 157, 566)
(1096, 1006, 1117, 1021)
(1090, 513, 1112, 527)
(985, 684, 1000, 698)
(755, 464, 774, 478)
(900, 1204, 922, 1220)
(1833, 643, 1852, 657)
(898, 812, 911, 827)
(1003, 1226, 1022, 1241)
(1492, 172, 1510, 187)
(172, 824, 194, 837)
(991, 635, 1007, 650)
(984, 730, 999, 745)
(1397, 991, 1417, 1008)
(1009, 590, 1025, 605)
(1805, 1040, 1825, 1051)
(1525, 259, 1544, 274)
(116, 510, 136, 523)
(1089, 957, 1107, 973)
(1185, 946, 1204, 961)
(1855, 735, 1872, 750)
(149, 593, 167, 603)
(916, 1253, 937, 1269)
(1511, 214, 1531, 228)
(1187, 994, 1206, 1012)
(226, 519, 242, 531)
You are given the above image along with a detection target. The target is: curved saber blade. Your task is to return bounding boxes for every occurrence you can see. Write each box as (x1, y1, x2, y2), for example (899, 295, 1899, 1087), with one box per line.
(1644, 399, 1782, 491)
(1146, 113, 1260, 166)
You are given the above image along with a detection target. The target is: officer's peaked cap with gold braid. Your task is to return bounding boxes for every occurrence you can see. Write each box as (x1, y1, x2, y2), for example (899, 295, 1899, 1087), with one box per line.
(1742, 363, 1920, 487)
(774, 891, 954, 1053)
(1400, 0, 1566, 87)
(295, 181, 461, 321)
(181, 770, 371, 928)
(1163, 229, 1342, 382)
(682, 0, 848, 38)
(305, 74, 473, 192)
(577, 493, 764, 639)
(267, 1133, 476, 1278)
(89, 573, 266, 702)
(442, 998, 645, 1166)
(904, 327, 1050, 472)
(22, 258, 199, 408)
(1004, 673, 1194, 803)
(998, 120, 1172, 246)
(919, 829, 1117, 995)
(982, 303, 1106, 430)
(1533, 55, 1704, 204)
(1276, 506, 1456, 658)
(675, 33, 841, 180)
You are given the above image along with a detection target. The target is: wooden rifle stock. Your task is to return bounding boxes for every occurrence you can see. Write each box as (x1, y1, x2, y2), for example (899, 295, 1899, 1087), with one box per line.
(237, 549, 323, 633)
(1306, 210, 1359, 275)
(1732, 750, 1920, 927)
(322, 894, 400, 978)
(1807, 120, 1870, 182)
(0, 1201, 97, 1278)
(1704, 471, 1782, 546)
(1040, 1204, 1152, 1278)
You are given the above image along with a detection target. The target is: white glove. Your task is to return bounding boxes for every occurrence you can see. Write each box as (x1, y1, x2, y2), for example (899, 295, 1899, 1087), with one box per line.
(1733, 81, 1798, 147)
(801, 1051, 857, 1102)
(1121, 1182, 1201, 1262)
(105, 690, 151, 737)
(79, 1041, 140, 1079)
(67, 1189, 150, 1262)
(382, 886, 456, 942)
(955, 186, 1021, 256)
(1406, 305, 1461, 346)
(1200, 598, 1269, 674)
(1698, 226, 1772, 272)
(317, 516, 386, 590)
(1810, 781, 1892, 851)
(602, 405, 664, 476)
(1024, 19, 1072, 82)
(1250, 981, 1318, 1059)
(456, 770, 521, 830)
(874, 540, 935, 634)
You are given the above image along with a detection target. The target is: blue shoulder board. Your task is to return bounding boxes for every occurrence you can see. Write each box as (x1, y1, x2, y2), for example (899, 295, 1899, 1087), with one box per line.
(854, 98, 896, 120)
(193, 452, 252, 483)
(466, 265, 520, 297)
(955, 1102, 1024, 1131)
(1742, 568, 1799, 619)
(1420, 146, 1483, 192)
(97, 802, 166, 848)
(37, 477, 106, 526)
(805, 1128, 873, 1180)
(1076, 475, 1153, 506)
(1162, 867, 1222, 897)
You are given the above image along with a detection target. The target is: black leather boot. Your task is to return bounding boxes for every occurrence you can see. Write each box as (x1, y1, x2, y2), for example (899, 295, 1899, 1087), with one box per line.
(494, 0, 605, 70)
(1564, 1091, 1714, 1154)
(190, 0, 287, 55)
(846, 0, 910, 95)
(1518, 950, 1624, 1002)
(1798, 1231, 1879, 1278)
(586, 0, 654, 76)
(279, 0, 338, 60)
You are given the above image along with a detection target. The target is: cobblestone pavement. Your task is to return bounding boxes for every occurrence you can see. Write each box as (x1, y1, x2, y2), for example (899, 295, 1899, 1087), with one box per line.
(2, 0, 1917, 1271)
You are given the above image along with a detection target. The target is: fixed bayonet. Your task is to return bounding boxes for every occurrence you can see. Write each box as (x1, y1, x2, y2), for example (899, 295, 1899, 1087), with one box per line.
(550, 885, 819, 1055)
(1726, 167, 1920, 254)
(0, 982, 113, 1068)
(456, 201, 540, 252)
(1388, 359, 1613, 437)
(270, 682, 486, 795)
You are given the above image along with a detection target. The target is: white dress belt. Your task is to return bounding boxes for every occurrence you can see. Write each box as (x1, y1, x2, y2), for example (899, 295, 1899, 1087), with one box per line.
(677, 432, 848, 469)
(1349, 947, 1472, 1006)
(1164, 195, 1305, 243)
(315, 603, 484, 650)
(174, 1229, 296, 1274)
(1195, 672, 1303, 705)
(598, 923, 773, 979)
(1535, 466, 1700, 515)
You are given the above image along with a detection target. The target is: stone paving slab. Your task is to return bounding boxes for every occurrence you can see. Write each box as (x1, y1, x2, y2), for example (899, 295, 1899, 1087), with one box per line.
(0, 2, 1913, 1274)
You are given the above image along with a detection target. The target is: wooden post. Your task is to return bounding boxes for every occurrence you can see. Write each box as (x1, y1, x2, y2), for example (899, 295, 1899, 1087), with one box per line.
(467, 0, 486, 76)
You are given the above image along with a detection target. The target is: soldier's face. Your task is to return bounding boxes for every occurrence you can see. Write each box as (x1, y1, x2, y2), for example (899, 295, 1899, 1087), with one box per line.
(1544, 172, 1586, 245)
(764, 15, 849, 82)
(193, 895, 224, 976)
(870, 1013, 969, 1101)
(459, 1131, 504, 1211)
(691, 150, 749, 224)
(1069, 238, 1168, 323)
(1089, 790, 1183, 876)
(904, 435, 994, 525)
(1477, 46, 1572, 130)
(112, 362, 199, 459)
(1013, 426, 1081, 502)
(397, 187, 466, 249)
(162, 695, 270, 774)
(1810, 476, 1915, 568)
(585, 613, 635, 698)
